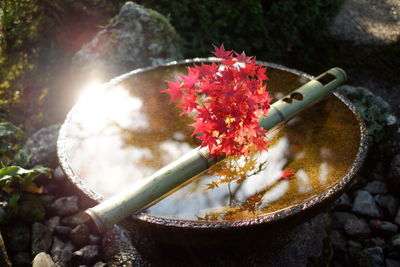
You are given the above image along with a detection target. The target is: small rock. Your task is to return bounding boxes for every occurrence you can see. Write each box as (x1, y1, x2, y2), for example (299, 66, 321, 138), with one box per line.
(364, 237, 386, 250)
(32, 252, 56, 267)
(55, 226, 72, 239)
(38, 195, 56, 210)
(69, 224, 90, 248)
(23, 124, 60, 168)
(61, 212, 89, 227)
(334, 193, 352, 211)
(93, 262, 107, 267)
(332, 212, 358, 229)
(46, 216, 61, 233)
(374, 194, 399, 219)
(53, 166, 66, 182)
(347, 247, 372, 266)
(72, 245, 100, 265)
(344, 218, 371, 237)
(352, 190, 381, 218)
(388, 155, 400, 196)
(51, 196, 79, 216)
(331, 230, 347, 248)
(369, 219, 399, 237)
(7, 222, 30, 253)
(387, 258, 400, 267)
(363, 247, 385, 267)
(395, 207, 400, 225)
(89, 235, 101, 245)
(390, 234, 400, 250)
(364, 180, 388, 195)
(347, 240, 363, 249)
(32, 222, 53, 256)
(102, 225, 146, 266)
(13, 251, 31, 266)
(50, 236, 75, 266)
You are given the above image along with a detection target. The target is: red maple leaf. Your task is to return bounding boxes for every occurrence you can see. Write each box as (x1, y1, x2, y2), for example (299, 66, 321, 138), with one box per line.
(212, 43, 232, 59)
(280, 169, 296, 180)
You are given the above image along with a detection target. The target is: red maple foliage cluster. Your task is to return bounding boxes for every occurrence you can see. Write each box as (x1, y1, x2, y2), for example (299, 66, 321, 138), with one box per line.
(163, 44, 272, 157)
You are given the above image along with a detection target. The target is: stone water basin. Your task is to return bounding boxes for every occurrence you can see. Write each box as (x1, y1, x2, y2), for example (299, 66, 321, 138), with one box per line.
(57, 58, 368, 249)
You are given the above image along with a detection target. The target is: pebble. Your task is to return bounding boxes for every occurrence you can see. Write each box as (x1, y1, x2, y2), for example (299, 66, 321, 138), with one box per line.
(334, 193, 352, 211)
(46, 216, 61, 233)
(72, 245, 100, 265)
(93, 262, 107, 267)
(347, 240, 363, 249)
(388, 155, 400, 195)
(347, 247, 372, 266)
(53, 166, 66, 182)
(51, 196, 79, 216)
(31, 222, 53, 256)
(332, 212, 358, 229)
(7, 222, 31, 253)
(374, 194, 399, 219)
(32, 252, 56, 267)
(363, 247, 385, 267)
(390, 234, 400, 250)
(54, 226, 72, 239)
(364, 180, 388, 195)
(38, 195, 56, 211)
(331, 230, 347, 248)
(352, 190, 381, 218)
(369, 220, 399, 237)
(89, 234, 101, 245)
(69, 224, 90, 248)
(364, 237, 386, 250)
(344, 218, 371, 237)
(61, 212, 88, 227)
(395, 207, 400, 225)
(50, 236, 75, 266)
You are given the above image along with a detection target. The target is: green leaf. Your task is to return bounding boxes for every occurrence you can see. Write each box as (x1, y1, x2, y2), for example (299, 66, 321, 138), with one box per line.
(0, 166, 32, 182)
(0, 122, 23, 138)
(8, 193, 21, 213)
(0, 165, 51, 188)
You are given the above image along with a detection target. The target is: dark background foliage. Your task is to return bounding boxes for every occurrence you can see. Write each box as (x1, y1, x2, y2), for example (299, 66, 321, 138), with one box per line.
(1, 0, 398, 133)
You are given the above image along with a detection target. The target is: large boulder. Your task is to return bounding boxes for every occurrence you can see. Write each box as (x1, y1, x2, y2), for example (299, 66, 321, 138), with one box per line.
(73, 1, 182, 81)
(330, 0, 400, 45)
(23, 124, 61, 168)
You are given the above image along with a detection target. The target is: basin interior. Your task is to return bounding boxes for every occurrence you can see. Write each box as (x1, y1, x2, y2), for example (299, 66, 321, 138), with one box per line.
(62, 62, 361, 222)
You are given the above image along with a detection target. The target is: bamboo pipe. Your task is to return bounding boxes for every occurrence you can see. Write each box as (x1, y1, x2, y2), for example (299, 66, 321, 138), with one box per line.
(85, 67, 347, 232)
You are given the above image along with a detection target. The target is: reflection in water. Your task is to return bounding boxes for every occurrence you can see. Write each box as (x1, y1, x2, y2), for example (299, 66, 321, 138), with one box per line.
(64, 63, 361, 221)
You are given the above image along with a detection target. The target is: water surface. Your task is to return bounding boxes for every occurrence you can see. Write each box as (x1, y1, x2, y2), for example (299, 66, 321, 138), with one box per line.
(64, 63, 361, 221)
